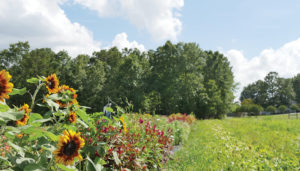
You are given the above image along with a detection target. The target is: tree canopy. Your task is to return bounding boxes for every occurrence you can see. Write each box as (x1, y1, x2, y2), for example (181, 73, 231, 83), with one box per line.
(1, 41, 236, 119)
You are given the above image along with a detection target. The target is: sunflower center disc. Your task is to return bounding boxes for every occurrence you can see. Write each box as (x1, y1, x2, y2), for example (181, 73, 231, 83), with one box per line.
(48, 80, 54, 89)
(63, 140, 77, 156)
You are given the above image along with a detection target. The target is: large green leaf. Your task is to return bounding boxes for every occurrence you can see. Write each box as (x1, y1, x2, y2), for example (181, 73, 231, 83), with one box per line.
(16, 157, 35, 164)
(76, 109, 96, 132)
(0, 103, 9, 112)
(45, 98, 59, 111)
(0, 109, 24, 123)
(26, 77, 40, 84)
(28, 113, 43, 124)
(8, 141, 25, 157)
(44, 131, 58, 142)
(9, 88, 27, 96)
(113, 151, 121, 165)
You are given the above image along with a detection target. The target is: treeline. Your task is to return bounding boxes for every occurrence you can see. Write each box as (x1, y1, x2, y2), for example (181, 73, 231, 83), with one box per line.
(0, 41, 235, 118)
(239, 71, 300, 114)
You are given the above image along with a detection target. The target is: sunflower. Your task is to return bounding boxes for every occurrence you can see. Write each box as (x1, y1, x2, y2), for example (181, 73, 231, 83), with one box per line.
(16, 104, 31, 126)
(120, 116, 127, 133)
(53, 130, 85, 166)
(56, 85, 78, 108)
(68, 111, 77, 124)
(0, 70, 14, 102)
(45, 73, 59, 94)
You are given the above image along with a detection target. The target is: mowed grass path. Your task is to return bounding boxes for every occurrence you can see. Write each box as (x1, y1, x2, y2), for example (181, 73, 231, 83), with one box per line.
(166, 115, 300, 170)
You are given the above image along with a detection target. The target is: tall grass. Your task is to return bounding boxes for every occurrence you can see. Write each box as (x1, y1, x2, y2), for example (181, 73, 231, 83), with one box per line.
(166, 115, 300, 170)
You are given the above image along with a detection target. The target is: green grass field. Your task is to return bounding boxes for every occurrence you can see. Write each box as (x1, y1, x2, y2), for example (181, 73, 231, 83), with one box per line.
(166, 115, 300, 170)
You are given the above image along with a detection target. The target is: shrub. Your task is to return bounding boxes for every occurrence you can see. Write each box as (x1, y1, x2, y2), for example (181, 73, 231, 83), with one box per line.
(278, 105, 288, 113)
(168, 113, 196, 124)
(248, 104, 264, 116)
(266, 105, 277, 114)
(290, 104, 299, 112)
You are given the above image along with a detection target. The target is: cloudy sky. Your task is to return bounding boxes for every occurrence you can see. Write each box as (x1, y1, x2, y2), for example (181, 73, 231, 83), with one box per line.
(1, 0, 300, 100)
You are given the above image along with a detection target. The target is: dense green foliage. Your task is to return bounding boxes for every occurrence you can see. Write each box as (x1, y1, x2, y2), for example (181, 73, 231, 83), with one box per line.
(240, 72, 297, 108)
(167, 115, 300, 170)
(0, 73, 193, 170)
(235, 98, 264, 116)
(1, 41, 235, 118)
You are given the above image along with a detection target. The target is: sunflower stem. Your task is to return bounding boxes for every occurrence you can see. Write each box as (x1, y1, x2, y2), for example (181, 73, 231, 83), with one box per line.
(30, 80, 44, 111)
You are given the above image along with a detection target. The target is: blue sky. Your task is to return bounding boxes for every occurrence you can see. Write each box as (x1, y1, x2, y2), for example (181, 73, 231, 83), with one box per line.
(61, 0, 300, 57)
(1, 0, 300, 100)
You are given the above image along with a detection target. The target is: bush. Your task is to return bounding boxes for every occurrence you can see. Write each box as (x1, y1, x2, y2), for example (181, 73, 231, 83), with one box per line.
(290, 104, 299, 112)
(278, 105, 288, 113)
(266, 105, 277, 114)
(248, 104, 264, 116)
(168, 113, 196, 125)
(235, 103, 263, 116)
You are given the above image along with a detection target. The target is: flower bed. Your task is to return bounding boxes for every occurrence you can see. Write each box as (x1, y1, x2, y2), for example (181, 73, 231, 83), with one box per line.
(0, 70, 194, 170)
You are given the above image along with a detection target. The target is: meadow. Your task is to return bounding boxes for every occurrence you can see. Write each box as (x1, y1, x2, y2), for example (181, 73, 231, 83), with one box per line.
(166, 115, 300, 170)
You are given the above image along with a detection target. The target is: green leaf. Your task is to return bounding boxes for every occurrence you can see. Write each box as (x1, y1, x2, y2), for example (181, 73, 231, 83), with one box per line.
(44, 131, 58, 142)
(27, 77, 40, 84)
(16, 157, 35, 164)
(86, 156, 103, 171)
(0, 109, 24, 122)
(28, 113, 43, 124)
(45, 98, 59, 111)
(32, 118, 52, 124)
(77, 119, 88, 128)
(24, 164, 46, 171)
(112, 151, 121, 165)
(41, 144, 56, 152)
(8, 141, 25, 157)
(57, 164, 77, 171)
(63, 124, 76, 131)
(106, 107, 114, 113)
(0, 103, 9, 112)
(9, 88, 27, 96)
(76, 109, 96, 132)
(21, 126, 44, 141)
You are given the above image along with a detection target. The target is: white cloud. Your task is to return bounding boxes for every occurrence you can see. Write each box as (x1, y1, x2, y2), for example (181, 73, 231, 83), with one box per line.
(224, 38, 300, 101)
(111, 32, 146, 52)
(74, 0, 184, 41)
(0, 0, 100, 57)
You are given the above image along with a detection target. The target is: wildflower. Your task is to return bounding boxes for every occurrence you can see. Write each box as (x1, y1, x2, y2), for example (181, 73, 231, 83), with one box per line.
(17, 133, 24, 138)
(56, 85, 78, 108)
(0, 70, 14, 102)
(68, 111, 77, 124)
(120, 116, 127, 133)
(45, 74, 59, 94)
(16, 104, 31, 126)
(53, 130, 85, 166)
(139, 118, 144, 124)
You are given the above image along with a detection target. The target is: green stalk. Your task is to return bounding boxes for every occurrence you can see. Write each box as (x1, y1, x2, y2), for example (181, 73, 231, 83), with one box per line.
(30, 81, 44, 111)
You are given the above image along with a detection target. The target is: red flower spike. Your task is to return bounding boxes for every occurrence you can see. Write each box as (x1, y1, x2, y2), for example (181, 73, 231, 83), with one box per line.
(89, 138, 93, 144)
(139, 118, 144, 124)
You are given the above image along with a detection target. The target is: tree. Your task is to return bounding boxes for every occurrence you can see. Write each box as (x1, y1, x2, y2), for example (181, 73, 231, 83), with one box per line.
(203, 51, 235, 116)
(240, 72, 295, 107)
(201, 80, 223, 118)
(292, 74, 300, 103)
